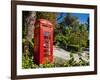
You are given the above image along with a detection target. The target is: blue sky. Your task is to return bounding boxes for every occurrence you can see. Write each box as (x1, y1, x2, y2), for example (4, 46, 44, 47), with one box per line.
(57, 13, 89, 24)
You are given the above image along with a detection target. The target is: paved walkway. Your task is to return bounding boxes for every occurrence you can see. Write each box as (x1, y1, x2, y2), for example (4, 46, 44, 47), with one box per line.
(53, 46, 89, 63)
(53, 46, 70, 60)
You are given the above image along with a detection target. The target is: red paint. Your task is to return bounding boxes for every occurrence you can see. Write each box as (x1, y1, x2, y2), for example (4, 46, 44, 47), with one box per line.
(34, 19, 53, 64)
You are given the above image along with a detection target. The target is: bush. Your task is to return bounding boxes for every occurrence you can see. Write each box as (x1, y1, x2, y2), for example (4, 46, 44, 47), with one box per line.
(22, 55, 34, 69)
(67, 45, 80, 52)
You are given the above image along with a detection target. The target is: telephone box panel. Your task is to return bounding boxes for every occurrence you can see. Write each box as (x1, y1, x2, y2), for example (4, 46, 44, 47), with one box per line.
(34, 19, 53, 64)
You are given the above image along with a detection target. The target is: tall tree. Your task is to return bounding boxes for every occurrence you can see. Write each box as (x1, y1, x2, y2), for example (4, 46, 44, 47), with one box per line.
(36, 12, 57, 25)
(63, 13, 79, 27)
(86, 17, 89, 31)
(54, 13, 88, 52)
(22, 11, 36, 57)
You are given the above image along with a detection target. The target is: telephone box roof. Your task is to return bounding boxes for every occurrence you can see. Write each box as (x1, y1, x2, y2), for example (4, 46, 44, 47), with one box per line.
(36, 19, 53, 26)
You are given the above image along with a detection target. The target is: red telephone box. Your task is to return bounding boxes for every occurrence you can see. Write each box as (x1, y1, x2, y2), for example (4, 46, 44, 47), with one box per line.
(34, 19, 53, 64)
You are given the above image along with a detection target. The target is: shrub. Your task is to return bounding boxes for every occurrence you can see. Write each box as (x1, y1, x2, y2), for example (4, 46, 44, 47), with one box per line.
(22, 55, 33, 69)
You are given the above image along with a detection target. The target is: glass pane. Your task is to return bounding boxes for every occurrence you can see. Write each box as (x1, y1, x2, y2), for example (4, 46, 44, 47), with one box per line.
(43, 32, 50, 57)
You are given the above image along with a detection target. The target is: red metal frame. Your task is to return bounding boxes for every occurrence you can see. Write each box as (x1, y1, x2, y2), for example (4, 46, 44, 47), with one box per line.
(34, 19, 53, 64)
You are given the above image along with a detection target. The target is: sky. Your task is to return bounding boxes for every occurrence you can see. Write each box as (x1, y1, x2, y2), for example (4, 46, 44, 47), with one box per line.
(57, 13, 89, 24)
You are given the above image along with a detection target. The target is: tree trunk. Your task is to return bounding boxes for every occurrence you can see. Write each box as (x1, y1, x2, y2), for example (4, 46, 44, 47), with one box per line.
(23, 11, 36, 57)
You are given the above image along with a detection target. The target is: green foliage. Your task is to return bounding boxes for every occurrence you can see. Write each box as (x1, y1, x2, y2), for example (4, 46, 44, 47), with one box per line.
(22, 55, 55, 68)
(62, 53, 89, 67)
(22, 55, 33, 69)
(22, 53, 89, 69)
(54, 13, 89, 52)
(63, 13, 79, 27)
(39, 63, 55, 68)
(36, 12, 57, 25)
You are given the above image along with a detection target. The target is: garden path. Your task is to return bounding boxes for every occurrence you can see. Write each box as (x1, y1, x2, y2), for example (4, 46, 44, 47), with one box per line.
(53, 46, 70, 60)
